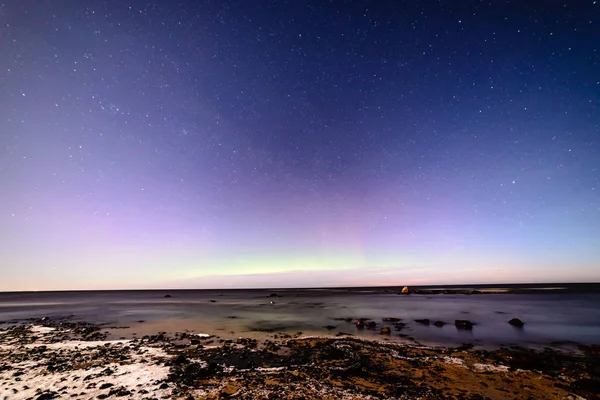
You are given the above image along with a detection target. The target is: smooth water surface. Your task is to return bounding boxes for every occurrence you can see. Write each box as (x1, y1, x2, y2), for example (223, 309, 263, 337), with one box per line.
(1, 285, 599, 348)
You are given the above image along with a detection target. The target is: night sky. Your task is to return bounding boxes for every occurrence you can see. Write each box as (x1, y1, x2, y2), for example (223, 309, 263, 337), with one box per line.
(1, 1, 599, 291)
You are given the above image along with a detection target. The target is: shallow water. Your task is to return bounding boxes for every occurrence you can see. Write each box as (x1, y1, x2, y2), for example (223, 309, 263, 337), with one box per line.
(1, 285, 599, 348)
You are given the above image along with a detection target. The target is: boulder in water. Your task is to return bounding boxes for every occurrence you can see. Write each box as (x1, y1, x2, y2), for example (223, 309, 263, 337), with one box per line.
(455, 320, 474, 330)
(508, 318, 524, 327)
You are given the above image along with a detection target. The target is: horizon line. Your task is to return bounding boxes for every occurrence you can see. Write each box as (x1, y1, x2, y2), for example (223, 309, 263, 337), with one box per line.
(1, 281, 599, 294)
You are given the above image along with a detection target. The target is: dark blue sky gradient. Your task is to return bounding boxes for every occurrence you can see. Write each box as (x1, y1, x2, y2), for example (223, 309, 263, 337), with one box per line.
(1, 1, 599, 290)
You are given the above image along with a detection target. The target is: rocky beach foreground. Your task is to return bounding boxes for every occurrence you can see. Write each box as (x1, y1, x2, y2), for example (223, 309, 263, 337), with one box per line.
(1, 318, 599, 399)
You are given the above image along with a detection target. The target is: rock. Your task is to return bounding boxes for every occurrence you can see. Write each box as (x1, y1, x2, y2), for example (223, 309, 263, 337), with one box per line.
(164, 294, 172, 298)
(355, 320, 364, 328)
(99, 383, 113, 389)
(382, 317, 401, 322)
(394, 322, 406, 331)
(456, 343, 474, 351)
(159, 382, 169, 389)
(173, 353, 188, 365)
(415, 319, 430, 325)
(324, 325, 336, 330)
(571, 378, 600, 398)
(401, 286, 410, 294)
(344, 317, 352, 322)
(209, 300, 216, 303)
(508, 318, 524, 327)
(36, 393, 59, 400)
(380, 327, 391, 334)
(267, 293, 280, 298)
(455, 320, 474, 330)
(365, 321, 377, 329)
(434, 321, 445, 327)
(108, 386, 131, 397)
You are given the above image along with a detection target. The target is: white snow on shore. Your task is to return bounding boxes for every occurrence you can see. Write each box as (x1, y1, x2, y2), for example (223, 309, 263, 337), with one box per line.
(0, 329, 172, 400)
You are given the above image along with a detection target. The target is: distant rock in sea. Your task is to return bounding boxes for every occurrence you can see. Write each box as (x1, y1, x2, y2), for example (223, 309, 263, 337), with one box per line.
(164, 295, 172, 298)
(509, 318, 524, 327)
(455, 320, 474, 330)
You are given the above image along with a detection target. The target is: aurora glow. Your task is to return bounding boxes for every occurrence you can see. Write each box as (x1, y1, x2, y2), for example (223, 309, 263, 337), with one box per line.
(1, 1, 599, 290)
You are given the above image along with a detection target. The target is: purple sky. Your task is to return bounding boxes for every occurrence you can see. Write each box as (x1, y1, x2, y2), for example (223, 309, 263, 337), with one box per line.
(1, 1, 599, 290)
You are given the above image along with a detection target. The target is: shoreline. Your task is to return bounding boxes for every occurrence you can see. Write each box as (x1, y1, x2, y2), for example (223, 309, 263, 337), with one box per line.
(1, 319, 599, 399)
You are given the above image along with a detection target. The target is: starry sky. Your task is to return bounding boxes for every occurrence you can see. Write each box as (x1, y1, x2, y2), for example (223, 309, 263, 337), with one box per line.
(1, 1, 599, 291)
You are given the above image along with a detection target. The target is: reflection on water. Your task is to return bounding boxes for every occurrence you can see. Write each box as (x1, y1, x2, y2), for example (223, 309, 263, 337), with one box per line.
(1, 286, 599, 348)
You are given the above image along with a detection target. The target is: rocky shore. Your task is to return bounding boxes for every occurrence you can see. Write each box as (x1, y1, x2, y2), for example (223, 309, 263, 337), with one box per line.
(1, 318, 599, 399)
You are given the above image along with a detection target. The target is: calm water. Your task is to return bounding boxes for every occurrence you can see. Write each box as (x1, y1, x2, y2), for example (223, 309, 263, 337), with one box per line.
(1, 285, 599, 348)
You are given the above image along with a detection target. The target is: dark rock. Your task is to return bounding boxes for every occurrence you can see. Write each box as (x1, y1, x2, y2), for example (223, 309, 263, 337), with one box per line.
(108, 386, 131, 397)
(456, 343, 474, 351)
(324, 325, 336, 330)
(365, 321, 377, 329)
(209, 300, 216, 303)
(252, 327, 275, 332)
(434, 321, 446, 327)
(380, 327, 391, 334)
(164, 294, 172, 298)
(355, 320, 364, 328)
(344, 317, 352, 322)
(508, 318, 524, 327)
(455, 320, 474, 330)
(173, 353, 188, 365)
(571, 378, 600, 399)
(159, 382, 169, 389)
(169, 361, 223, 386)
(36, 393, 59, 400)
(382, 317, 401, 322)
(394, 322, 407, 331)
(99, 383, 113, 390)
(415, 319, 430, 325)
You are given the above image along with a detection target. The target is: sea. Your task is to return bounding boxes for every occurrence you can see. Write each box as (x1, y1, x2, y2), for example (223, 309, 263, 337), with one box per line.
(1, 283, 599, 349)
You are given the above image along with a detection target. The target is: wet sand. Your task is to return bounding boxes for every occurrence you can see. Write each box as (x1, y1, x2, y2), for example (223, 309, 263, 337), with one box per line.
(1, 318, 599, 400)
